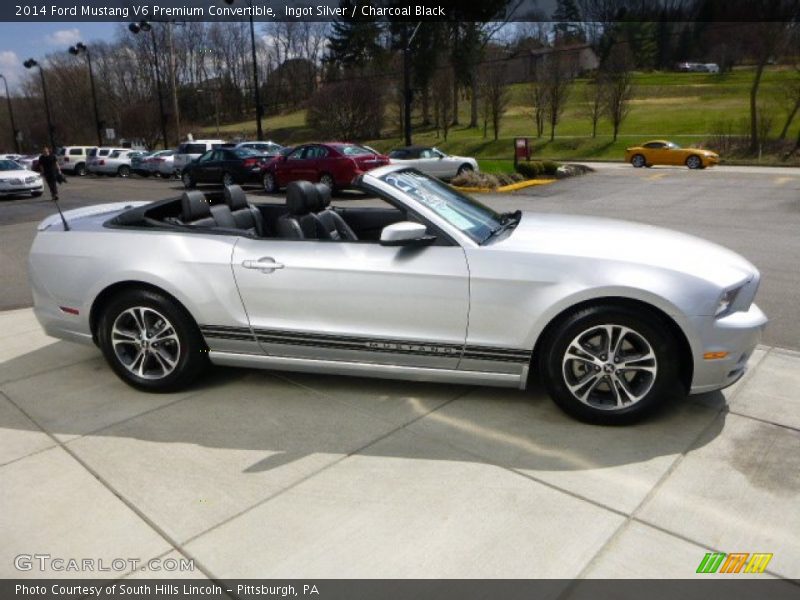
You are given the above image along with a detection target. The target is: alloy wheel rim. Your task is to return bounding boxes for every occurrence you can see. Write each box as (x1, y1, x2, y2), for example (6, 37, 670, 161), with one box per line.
(633, 155, 645, 167)
(562, 324, 657, 410)
(111, 307, 181, 380)
(264, 173, 274, 191)
(223, 173, 234, 186)
(321, 174, 333, 187)
(688, 156, 700, 168)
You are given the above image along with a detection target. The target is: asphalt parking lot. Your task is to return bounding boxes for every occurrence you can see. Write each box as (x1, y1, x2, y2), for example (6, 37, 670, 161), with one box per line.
(1, 164, 799, 581)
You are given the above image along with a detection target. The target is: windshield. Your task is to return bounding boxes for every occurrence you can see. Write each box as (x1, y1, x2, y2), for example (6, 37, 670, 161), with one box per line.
(667, 142, 681, 149)
(380, 169, 505, 244)
(0, 160, 20, 171)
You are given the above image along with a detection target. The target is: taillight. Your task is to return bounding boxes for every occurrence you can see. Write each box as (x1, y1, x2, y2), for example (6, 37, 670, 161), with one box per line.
(64, 157, 70, 162)
(98, 160, 105, 165)
(243, 158, 258, 168)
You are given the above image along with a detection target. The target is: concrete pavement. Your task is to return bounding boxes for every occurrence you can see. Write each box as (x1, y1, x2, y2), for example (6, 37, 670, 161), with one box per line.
(1, 307, 798, 581)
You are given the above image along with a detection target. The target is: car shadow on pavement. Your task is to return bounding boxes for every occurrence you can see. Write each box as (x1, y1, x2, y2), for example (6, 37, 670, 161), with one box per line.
(0, 340, 727, 482)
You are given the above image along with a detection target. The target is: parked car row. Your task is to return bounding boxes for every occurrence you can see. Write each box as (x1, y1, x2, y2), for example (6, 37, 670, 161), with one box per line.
(4, 138, 481, 195)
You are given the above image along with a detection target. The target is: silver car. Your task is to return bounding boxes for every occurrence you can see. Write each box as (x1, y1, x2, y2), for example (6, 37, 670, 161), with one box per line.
(28, 166, 766, 423)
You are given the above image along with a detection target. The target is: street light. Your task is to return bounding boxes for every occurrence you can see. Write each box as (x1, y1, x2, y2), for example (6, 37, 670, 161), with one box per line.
(68, 42, 103, 147)
(224, 0, 263, 140)
(129, 21, 169, 149)
(23, 58, 56, 149)
(0, 73, 20, 153)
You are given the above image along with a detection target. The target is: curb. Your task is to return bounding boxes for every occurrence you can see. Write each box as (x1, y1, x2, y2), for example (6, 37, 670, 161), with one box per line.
(453, 179, 557, 194)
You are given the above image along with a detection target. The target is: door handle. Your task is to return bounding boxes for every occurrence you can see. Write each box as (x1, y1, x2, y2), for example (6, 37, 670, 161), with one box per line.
(242, 258, 285, 272)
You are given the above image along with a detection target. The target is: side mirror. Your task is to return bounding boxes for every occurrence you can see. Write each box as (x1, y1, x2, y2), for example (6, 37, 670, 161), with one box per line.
(380, 221, 436, 247)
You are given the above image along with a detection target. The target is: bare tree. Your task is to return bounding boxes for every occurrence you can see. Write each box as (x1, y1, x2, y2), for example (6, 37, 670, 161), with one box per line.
(526, 81, 546, 138)
(540, 55, 573, 141)
(601, 46, 635, 142)
(306, 77, 384, 140)
(478, 63, 510, 140)
(778, 66, 800, 140)
(581, 77, 605, 138)
(432, 67, 453, 140)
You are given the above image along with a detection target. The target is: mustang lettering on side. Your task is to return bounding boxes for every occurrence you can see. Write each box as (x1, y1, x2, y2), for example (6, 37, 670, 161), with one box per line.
(28, 166, 767, 423)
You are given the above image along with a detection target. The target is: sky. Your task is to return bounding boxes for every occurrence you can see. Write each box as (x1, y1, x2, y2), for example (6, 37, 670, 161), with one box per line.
(0, 23, 118, 91)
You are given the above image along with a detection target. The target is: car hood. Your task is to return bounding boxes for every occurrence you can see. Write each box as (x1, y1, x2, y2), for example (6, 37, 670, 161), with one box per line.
(495, 212, 755, 287)
(0, 170, 40, 178)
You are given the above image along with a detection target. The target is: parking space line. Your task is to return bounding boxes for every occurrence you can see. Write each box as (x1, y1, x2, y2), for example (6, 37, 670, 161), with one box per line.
(647, 173, 667, 181)
(774, 177, 794, 186)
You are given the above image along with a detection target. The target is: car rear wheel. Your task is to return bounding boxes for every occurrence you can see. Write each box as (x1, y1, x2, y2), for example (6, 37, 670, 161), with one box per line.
(631, 154, 646, 168)
(182, 171, 195, 189)
(686, 155, 702, 169)
(98, 290, 208, 392)
(75, 163, 87, 176)
(222, 171, 235, 187)
(319, 173, 335, 189)
(263, 171, 278, 193)
(539, 304, 680, 424)
(457, 163, 474, 175)
(118, 165, 131, 178)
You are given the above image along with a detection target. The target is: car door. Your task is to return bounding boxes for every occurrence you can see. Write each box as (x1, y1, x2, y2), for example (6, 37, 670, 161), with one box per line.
(274, 145, 307, 186)
(193, 150, 216, 183)
(230, 227, 470, 369)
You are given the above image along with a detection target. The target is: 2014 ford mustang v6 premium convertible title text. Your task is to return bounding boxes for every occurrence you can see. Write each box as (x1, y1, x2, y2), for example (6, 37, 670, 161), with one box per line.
(29, 166, 766, 424)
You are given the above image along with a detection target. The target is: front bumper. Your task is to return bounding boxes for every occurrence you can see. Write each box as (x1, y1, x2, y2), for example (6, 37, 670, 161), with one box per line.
(0, 183, 43, 196)
(689, 303, 767, 394)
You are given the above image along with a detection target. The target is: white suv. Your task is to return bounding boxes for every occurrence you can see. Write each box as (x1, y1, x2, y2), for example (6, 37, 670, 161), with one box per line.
(57, 146, 96, 176)
(87, 147, 127, 175)
(174, 139, 226, 175)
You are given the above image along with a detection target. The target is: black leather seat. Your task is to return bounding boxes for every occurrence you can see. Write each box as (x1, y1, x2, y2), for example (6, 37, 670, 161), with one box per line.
(181, 191, 216, 227)
(224, 185, 265, 236)
(313, 183, 358, 241)
(277, 181, 329, 239)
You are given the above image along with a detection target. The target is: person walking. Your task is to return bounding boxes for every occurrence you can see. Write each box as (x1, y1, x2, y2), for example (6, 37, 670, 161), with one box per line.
(37, 145, 61, 201)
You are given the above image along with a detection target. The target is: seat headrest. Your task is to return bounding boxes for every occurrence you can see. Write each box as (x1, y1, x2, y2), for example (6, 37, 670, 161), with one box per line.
(181, 191, 211, 221)
(314, 182, 332, 209)
(223, 185, 248, 211)
(286, 180, 319, 216)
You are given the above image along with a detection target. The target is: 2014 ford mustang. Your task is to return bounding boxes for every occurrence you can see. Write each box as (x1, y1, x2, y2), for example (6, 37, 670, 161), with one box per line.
(28, 166, 767, 423)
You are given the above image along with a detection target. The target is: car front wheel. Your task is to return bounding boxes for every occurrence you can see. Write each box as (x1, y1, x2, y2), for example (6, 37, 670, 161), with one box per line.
(182, 171, 195, 189)
(118, 165, 131, 178)
(222, 171, 235, 187)
(686, 155, 703, 169)
(98, 290, 208, 392)
(457, 163, 474, 175)
(539, 305, 680, 424)
(319, 172, 335, 189)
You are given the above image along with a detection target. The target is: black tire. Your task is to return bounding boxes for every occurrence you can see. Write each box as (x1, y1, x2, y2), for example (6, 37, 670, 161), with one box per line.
(319, 172, 335, 190)
(222, 171, 235, 187)
(262, 171, 278, 193)
(631, 154, 646, 168)
(182, 171, 196, 189)
(686, 155, 702, 170)
(538, 304, 680, 424)
(31, 191, 43, 197)
(75, 163, 87, 176)
(118, 165, 131, 178)
(457, 163, 474, 175)
(97, 289, 208, 393)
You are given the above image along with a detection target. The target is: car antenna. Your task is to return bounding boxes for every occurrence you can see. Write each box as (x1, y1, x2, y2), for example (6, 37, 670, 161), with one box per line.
(53, 198, 70, 231)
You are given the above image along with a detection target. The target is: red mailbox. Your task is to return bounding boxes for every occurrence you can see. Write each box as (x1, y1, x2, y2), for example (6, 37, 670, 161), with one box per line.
(514, 137, 530, 165)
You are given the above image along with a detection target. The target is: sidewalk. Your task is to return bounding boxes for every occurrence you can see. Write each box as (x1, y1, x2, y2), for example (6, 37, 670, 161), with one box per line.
(1, 307, 798, 581)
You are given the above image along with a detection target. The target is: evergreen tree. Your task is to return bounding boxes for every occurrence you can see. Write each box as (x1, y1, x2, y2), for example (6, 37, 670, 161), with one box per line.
(552, 0, 584, 45)
(325, 0, 385, 71)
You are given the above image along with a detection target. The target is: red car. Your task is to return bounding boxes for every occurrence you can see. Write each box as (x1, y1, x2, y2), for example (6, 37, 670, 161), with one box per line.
(261, 142, 390, 193)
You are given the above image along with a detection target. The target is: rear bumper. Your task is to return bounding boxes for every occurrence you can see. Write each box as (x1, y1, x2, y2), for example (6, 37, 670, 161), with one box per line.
(689, 303, 767, 394)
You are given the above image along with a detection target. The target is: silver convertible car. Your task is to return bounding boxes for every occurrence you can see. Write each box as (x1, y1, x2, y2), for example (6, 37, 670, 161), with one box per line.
(29, 166, 766, 423)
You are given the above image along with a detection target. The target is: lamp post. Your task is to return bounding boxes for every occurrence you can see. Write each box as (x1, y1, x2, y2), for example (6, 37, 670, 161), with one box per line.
(224, 0, 263, 140)
(23, 58, 55, 149)
(68, 42, 103, 147)
(0, 73, 20, 153)
(129, 21, 169, 149)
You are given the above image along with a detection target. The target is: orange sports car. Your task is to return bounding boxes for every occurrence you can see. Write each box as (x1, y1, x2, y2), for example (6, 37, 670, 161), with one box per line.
(624, 140, 719, 169)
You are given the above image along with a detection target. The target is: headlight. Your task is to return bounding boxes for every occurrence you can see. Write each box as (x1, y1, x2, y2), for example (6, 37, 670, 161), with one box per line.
(715, 286, 743, 317)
